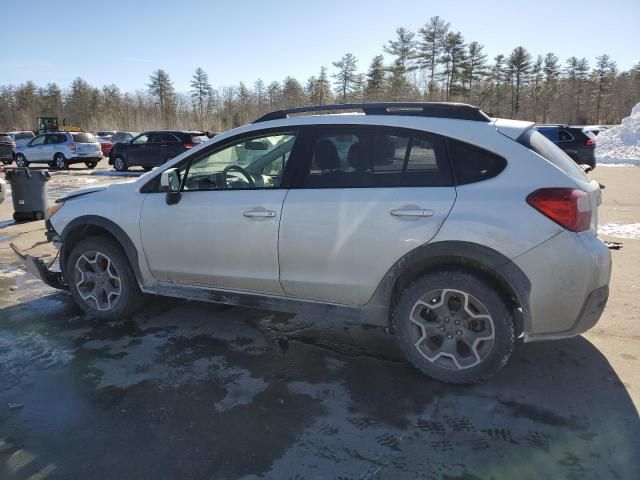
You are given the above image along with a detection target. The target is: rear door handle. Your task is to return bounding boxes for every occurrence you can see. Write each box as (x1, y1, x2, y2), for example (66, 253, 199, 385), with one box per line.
(243, 209, 276, 218)
(390, 208, 433, 218)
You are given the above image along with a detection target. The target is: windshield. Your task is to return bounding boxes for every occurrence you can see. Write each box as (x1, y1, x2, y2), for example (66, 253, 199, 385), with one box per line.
(518, 129, 588, 181)
(72, 132, 97, 143)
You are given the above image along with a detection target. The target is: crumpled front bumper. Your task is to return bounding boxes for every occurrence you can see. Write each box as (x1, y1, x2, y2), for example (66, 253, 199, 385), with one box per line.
(10, 242, 67, 290)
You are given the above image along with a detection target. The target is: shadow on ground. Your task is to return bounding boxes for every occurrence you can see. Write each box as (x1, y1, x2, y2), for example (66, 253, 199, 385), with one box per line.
(0, 294, 638, 479)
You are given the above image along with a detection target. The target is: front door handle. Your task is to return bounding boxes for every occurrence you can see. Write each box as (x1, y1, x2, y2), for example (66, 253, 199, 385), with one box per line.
(243, 209, 276, 218)
(390, 208, 434, 218)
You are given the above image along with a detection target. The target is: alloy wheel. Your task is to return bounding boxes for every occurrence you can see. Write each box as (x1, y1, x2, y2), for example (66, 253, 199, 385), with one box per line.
(74, 251, 122, 311)
(408, 288, 495, 370)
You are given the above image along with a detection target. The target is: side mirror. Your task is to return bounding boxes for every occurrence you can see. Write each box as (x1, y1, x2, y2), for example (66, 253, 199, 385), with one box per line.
(160, 168, 181, 205)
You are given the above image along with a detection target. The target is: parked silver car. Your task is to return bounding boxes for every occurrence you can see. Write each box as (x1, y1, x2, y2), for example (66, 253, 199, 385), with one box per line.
(14, 132, 102, 169)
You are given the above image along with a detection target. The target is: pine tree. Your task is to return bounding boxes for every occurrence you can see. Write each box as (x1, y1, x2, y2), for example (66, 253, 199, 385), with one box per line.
(267, 81, 281, 108)
(254, 79, 266, 106)
(315, 67, 332, 105)
(490, 55, 506, 117)
(591, 54, 616, 122)
(366, 55, 386, 101)
(463, 41, 488, 103)
(384, 27, 417, 81)
(530, 55, 544, 121)
(281, 76, 305, 108)
(148, 69, 176, 126)
(575, 58, 590, 122)
(190, 67, 213, 125)
(417, 16, 449, 99)
(542, 53, 560, 122)
(332, 53, 359, 102)
(507, 47, 532, 118)
(439, 32, 466, 101)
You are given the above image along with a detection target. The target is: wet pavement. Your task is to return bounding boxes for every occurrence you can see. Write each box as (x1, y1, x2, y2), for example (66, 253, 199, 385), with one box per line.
(0, 287, 638, 479)
(0, 163, 639, 479)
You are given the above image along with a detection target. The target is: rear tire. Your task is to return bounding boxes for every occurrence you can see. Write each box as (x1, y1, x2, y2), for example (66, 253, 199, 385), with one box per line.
(85, 161, 97, 169)
(65, 235, 145, 321)
(54, 153, 68, 170)
(114, 155, 127, 172)
(15, 154, 28, 168)
(1, 160, 12, 165)
(143, 166, 153, 172)
(393, 269, 515, 384)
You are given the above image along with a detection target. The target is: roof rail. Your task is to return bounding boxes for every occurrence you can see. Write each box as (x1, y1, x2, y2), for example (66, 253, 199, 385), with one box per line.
(253, 102, 492, 123)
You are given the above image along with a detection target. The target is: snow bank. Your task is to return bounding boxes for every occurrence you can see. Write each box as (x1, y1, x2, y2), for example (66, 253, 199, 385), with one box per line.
(599, 222, 640, 240)
(596, 102, 640, 166)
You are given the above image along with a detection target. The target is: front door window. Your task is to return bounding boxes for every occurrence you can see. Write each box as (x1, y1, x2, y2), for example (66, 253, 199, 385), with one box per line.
(180, 132, 296, 190)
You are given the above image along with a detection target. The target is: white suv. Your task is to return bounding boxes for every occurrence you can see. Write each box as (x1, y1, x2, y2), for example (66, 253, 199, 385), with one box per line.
(11, 103, 611, 383)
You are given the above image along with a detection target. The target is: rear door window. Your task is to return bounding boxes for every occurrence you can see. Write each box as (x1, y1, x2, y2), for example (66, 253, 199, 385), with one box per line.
(71, 132, 96, 143)
(302, 127, 451, 188)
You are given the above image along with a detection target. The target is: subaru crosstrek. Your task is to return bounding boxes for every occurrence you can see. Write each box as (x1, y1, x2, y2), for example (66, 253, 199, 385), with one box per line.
(11, 103, 611, 383)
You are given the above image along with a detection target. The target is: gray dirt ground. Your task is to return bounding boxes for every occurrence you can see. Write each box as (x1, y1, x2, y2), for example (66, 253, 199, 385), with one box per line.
(0, 159, 638, 480)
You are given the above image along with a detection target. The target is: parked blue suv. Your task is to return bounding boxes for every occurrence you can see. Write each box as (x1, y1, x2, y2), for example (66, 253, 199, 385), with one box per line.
(533, 125, 596, 170)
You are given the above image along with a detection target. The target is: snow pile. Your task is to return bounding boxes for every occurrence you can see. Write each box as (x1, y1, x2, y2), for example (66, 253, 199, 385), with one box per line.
(599, 223, 640, 240)
(596, 102, 640, 166)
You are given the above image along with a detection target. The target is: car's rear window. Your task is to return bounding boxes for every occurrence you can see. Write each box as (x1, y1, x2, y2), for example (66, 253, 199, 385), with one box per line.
(190, 134, 208, 144)
(71, 133, 97, 143)
(518, 129, 588, 181)
(0, 134, 11, 142)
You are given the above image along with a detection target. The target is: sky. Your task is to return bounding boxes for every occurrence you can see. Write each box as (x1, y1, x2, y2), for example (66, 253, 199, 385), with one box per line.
(1, 0, 638, 93)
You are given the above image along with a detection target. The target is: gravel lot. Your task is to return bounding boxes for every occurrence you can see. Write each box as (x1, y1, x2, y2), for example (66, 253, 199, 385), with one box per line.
(0, 159, 638, 479)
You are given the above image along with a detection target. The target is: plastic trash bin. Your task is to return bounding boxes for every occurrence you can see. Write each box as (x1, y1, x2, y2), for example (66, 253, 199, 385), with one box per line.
(4, 167, 51, 222)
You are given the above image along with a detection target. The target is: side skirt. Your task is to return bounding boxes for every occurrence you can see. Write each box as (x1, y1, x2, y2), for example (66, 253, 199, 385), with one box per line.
(143, 282, 389, 327)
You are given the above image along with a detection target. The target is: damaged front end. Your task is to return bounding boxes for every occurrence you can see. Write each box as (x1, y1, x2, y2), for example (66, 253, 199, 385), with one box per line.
(10, 220, 68, 290)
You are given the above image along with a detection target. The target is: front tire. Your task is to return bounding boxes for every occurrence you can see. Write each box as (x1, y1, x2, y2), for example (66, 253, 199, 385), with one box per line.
(15, 154, 28, 168)
(65, 236, 145, 321)
(54, 153, 68, 170)
(114, 155, 127, 171)
(393, 269, 515, 384)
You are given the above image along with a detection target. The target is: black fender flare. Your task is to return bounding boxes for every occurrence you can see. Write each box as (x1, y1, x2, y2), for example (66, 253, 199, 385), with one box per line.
(365, 241, 532, 333)
(59, 215, 142, 281)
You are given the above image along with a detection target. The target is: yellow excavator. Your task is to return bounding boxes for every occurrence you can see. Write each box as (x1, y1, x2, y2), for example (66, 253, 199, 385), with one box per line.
(37, 117, 82, 134)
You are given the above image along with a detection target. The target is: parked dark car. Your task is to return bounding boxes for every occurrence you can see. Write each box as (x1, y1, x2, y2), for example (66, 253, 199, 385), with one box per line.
(109, 130, 208, 171)
(533, 125, 596, 169)
(0, 133, 16, 164)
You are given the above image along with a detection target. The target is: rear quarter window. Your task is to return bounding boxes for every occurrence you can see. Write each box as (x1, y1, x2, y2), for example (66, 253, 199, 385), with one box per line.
(447, 139, 507, 185)
(71, 133, 97, 143)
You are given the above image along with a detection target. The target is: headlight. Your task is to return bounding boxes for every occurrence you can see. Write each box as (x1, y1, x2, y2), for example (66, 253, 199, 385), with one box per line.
(48, 202, 64, 218)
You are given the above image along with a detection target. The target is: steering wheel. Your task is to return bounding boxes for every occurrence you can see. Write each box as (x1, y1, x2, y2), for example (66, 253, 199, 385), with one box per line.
(222, 165, 255, 188)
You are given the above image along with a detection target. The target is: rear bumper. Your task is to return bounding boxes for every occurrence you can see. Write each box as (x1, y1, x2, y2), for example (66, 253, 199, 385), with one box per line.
(514, 230, 612, 341)
(69, 156, 101, 164)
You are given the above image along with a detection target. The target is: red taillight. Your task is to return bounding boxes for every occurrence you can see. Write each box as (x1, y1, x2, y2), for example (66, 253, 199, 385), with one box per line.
(585, 139, 595, 147)
(527, 188, 591, 232)
(67, 143, 76, 151)
(10, 141, 16, 148)
(183, 143, 197, 149)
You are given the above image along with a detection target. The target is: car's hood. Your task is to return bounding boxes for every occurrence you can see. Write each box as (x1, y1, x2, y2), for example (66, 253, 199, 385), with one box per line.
(55, 185, 108, 203)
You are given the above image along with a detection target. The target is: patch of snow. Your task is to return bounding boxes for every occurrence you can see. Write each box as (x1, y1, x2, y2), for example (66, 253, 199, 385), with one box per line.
(0, 266, 26, 278)
(596, 102, 640, 166)
(599, 223, 640, 240)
